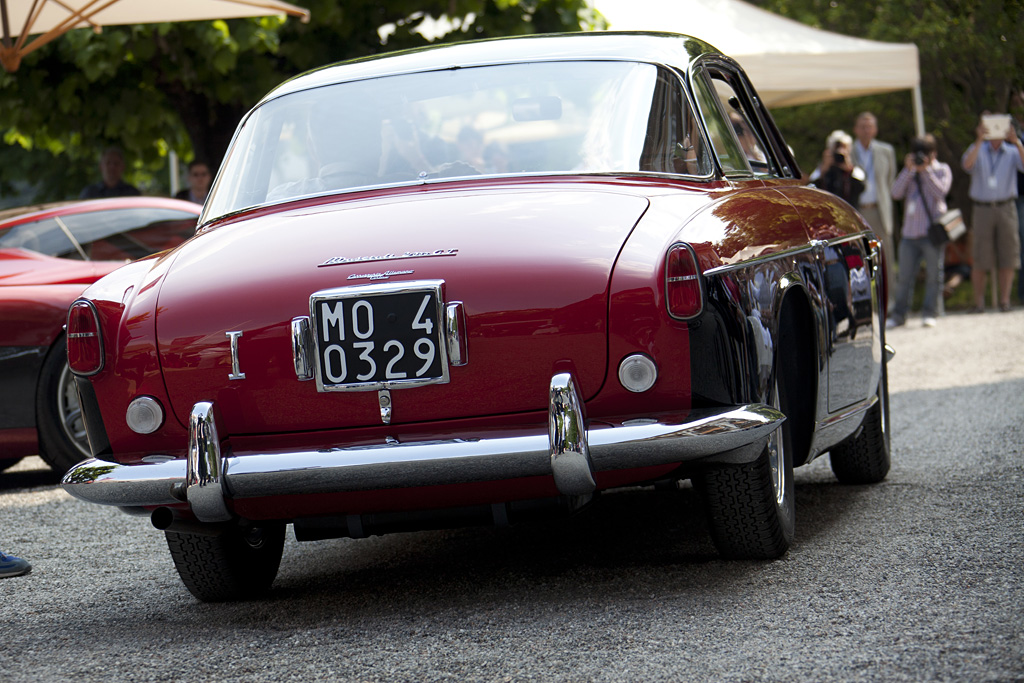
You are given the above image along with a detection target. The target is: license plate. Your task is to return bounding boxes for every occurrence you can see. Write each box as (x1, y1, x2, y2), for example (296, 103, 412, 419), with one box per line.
(309, 280, 449, 392)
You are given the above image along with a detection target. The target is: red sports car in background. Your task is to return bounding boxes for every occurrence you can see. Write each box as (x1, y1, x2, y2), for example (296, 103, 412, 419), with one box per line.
(62, 32, 892, 602)
(0, 197, 200, 473)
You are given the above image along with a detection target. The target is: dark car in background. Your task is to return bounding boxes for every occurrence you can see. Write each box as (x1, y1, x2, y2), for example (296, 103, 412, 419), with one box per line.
(0, 197, 201, 473)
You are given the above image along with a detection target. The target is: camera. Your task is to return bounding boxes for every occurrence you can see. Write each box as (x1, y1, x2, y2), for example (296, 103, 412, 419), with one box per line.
(910, 137, 935, 166)
(833, 152, 845, 166)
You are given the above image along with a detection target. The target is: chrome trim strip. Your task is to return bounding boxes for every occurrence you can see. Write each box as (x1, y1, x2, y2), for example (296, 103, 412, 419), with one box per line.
(703, 229, 876, 277)
(807, 394, 877, 459)
(445, 301, 468, 367)
(816, 394, 875, 431)
(291, 316, 314, 381)
(868, 239, 883, 278)
(185, 402, 232, 522)
(62, 403, 785, 509)
(703, 243, 815, 277)
(549, 373, 595, 495)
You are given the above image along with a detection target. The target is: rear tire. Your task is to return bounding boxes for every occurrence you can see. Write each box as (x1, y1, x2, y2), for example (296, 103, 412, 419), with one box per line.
(165, 524, 286, 602)
(829, 361, 890, 484)
(696, 376, 794, 560)
(35, 338, 92, 474)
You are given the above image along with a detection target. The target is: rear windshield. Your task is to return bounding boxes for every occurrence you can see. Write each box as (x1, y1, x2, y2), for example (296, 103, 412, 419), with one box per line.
(203, 60, 711, 223)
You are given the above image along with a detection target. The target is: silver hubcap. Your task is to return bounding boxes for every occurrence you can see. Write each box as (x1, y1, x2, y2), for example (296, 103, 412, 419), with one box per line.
(57, 362, 91, 458)
(768, 381, 786, 507)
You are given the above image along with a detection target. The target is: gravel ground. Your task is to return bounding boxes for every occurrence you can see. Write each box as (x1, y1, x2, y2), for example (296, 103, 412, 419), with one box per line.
(1, 308, 1021, 682)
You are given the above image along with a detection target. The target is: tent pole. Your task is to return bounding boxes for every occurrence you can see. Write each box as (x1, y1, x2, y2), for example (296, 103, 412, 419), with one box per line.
(170, 150, 180, 197)
(912, 84, 925, 137)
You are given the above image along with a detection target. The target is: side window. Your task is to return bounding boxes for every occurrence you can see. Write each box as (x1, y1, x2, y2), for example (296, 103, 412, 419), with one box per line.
(693, 66, 777, 177)
(639, 69, 712, 177)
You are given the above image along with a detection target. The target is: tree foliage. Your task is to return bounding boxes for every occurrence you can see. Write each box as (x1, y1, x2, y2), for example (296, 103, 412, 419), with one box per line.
(748, 0, 1024, 212)
(4, 0, 1019, 212)
(0, 0, 601, 203)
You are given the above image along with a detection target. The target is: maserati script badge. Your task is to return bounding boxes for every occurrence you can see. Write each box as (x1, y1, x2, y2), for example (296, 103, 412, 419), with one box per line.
(319, 249, 458, 268)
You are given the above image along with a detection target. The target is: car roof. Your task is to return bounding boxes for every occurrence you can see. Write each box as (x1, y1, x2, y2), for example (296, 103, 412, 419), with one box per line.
(261, 31, 720, 105)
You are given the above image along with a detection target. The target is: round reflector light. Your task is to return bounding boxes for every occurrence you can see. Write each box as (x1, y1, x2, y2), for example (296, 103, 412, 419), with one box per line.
(126, 396, 164, 435)
(618, 354, 658, 393)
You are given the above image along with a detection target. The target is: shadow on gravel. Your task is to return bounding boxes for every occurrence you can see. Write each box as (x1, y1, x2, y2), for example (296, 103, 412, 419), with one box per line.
(212, 469, 877, 617)
(0, 461, 61, 491)
(0, 454, 880, 618)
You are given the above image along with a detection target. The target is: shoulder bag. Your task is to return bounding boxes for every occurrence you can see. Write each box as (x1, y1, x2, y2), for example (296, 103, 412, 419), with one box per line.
(914, 173, 962, 246)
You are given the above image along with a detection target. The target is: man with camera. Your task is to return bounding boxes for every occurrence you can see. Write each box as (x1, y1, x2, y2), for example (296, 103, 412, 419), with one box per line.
(888, 135, 953, 328)
(961, 112, 1024, 313)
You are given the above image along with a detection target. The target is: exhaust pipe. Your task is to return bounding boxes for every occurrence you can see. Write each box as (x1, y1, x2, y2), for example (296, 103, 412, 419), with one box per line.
(150, 507, 230, 536)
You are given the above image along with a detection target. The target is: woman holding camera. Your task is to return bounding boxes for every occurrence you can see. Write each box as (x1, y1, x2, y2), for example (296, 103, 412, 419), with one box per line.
(812, 129, 867, 206)
(887, 135, 953, 328)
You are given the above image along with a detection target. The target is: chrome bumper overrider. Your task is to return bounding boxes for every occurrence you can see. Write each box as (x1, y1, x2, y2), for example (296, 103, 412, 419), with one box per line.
(62, 373, 785, 522)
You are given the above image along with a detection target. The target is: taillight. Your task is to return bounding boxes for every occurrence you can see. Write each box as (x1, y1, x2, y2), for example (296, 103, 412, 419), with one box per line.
(665, 243, 704, 319)
(67, 300, 104, 376)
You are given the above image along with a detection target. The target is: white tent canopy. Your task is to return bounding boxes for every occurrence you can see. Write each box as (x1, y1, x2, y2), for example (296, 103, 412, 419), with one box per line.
(596, 0, 923, 134)
(0, 0, 310, 72)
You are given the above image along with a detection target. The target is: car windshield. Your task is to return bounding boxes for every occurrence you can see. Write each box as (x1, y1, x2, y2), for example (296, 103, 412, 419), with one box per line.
(203, 60, 710, 223)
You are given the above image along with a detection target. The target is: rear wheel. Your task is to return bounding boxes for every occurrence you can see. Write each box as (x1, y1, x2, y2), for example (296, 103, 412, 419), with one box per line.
(165, 524, 286, 602)
(36, 339, 92, 474)
(696, 375, 794, 560)
(829, 361, 890, 484)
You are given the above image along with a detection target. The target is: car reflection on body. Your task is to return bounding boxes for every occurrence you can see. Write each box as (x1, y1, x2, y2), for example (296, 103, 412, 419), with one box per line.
(61, 32, 892, 602)
(0, 197, 200, 473)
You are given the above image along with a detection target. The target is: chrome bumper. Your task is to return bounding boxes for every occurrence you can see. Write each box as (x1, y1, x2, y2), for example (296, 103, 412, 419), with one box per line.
(62, 373, 784, 522)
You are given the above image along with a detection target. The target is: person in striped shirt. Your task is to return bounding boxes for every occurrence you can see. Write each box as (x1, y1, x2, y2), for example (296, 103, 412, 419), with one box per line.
(887, 135, 953, 328)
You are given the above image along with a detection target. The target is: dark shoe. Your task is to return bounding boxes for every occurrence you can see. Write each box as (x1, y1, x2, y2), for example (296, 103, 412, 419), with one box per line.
(0, 552, 31, 578)
(967, 306, 985, 314)
(999, 303, 1012, 312)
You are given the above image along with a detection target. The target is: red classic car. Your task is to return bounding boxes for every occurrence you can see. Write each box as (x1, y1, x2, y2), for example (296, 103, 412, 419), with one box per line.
(62, 32, 892, 602)
(0, 197, 201, 473)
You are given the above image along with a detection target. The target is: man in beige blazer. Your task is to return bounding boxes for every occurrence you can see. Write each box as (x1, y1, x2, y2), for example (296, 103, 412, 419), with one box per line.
(852, 112, 897, 300)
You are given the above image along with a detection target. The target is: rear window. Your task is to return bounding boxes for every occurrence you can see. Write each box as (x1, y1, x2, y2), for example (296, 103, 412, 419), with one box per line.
(204, 60, 712, 223)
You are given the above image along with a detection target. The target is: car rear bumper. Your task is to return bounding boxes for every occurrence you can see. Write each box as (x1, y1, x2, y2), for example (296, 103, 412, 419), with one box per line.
(62, 373, 784, 522)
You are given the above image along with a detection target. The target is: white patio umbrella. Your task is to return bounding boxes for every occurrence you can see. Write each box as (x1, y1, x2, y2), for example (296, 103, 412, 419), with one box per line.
(0, 0, 310, 72)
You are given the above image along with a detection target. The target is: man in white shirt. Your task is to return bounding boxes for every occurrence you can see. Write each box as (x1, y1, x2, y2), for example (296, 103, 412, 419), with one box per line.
(852, 112, 897, 299)
(961, 114, 1024, 312)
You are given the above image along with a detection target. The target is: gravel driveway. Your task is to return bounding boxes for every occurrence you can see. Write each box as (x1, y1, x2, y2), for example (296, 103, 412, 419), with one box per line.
(1, 309, 1021, 682)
